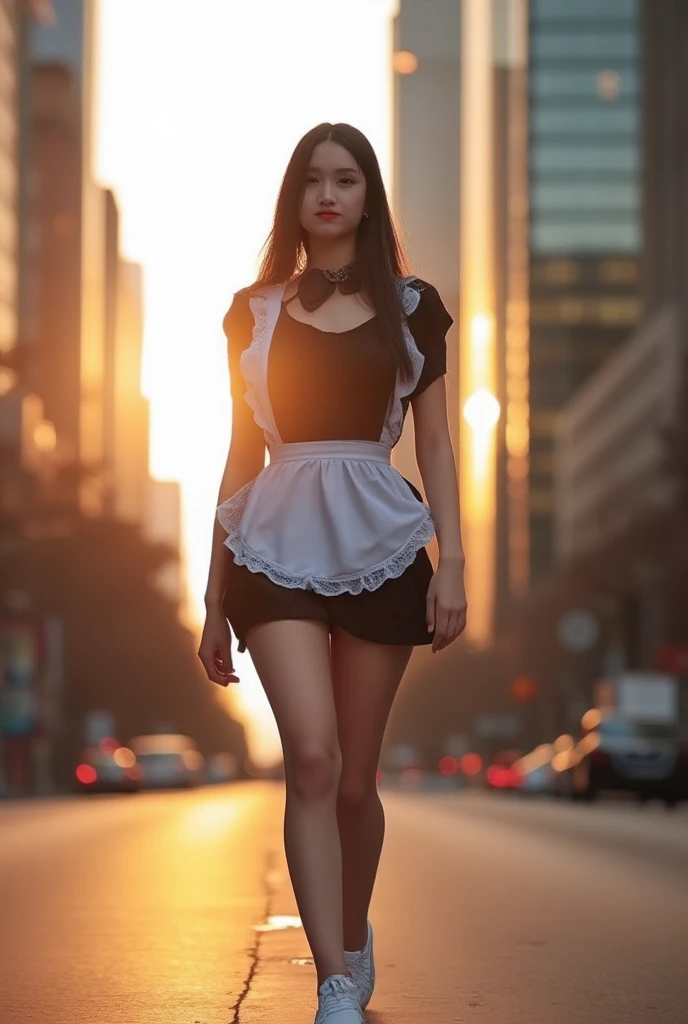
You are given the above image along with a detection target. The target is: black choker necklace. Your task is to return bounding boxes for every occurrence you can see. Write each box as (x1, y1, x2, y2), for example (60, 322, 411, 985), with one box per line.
(297, 261, 363, 312)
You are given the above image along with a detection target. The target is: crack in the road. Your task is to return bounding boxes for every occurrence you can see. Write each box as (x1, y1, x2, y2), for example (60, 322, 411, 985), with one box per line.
(229, 847, 279, 1024)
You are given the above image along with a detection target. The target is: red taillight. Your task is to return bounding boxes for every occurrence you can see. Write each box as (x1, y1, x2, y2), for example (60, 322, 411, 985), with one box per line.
(460, 753, 483, 776)
(438, 756, 460, 776)
(487, 765, 519, 788)
(76, 764, 97, 784)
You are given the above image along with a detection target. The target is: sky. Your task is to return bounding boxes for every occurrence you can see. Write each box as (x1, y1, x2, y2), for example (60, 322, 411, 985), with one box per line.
(96, 0, 399, 765)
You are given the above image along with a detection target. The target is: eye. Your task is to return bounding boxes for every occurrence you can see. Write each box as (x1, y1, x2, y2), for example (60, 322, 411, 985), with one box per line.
(340, 178, 355, 185)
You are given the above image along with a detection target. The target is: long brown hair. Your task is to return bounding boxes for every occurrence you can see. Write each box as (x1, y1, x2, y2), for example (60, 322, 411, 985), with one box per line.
(248, 122, 414, 377)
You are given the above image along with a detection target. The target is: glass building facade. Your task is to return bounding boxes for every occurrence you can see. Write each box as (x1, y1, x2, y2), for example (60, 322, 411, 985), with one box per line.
(528, 0, 642, 576)
(0, 2, 18, 358)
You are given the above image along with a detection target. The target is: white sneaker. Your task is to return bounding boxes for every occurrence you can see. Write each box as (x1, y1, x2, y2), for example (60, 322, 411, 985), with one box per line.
(314, 974, 363, 1023)
(344, 921, 375, 1010)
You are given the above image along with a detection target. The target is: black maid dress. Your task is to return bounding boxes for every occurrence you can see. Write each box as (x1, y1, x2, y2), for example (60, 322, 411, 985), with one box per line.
(220, 277, 453, 653)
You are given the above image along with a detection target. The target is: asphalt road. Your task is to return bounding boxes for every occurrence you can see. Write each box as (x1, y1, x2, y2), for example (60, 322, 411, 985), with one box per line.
(1, 784, 686, 1023)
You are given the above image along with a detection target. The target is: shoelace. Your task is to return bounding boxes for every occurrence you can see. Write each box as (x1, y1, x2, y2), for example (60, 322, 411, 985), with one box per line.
(319, 975, 357, 1007)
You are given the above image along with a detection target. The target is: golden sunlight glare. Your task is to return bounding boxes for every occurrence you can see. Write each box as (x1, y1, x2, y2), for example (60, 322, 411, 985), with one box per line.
(463, 389, 501, 432)
(458, 0, 498, 645)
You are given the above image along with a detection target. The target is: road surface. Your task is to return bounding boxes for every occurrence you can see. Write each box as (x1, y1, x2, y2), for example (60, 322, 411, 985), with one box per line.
(1, 783, 686, 1022)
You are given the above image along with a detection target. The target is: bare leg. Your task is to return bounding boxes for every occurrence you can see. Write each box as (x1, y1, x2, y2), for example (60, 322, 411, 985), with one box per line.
(244, 619, 349, 988)
(330, 628, 413, 952)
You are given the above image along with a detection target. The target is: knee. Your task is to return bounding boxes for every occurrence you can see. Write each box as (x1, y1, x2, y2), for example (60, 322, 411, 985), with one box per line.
(337, 775, 379, 812)
(288, 745, 342, 801)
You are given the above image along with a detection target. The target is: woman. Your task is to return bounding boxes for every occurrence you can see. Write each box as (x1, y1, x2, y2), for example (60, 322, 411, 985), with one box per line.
(199, 122, 466, 1024)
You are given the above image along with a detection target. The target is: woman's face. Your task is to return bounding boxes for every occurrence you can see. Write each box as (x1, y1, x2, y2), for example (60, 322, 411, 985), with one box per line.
(299, 140, 367, 240)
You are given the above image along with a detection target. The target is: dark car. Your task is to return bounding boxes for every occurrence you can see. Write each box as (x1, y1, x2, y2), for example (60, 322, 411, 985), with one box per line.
(74, 744, 141, 794)
(556, 715, 687, 807)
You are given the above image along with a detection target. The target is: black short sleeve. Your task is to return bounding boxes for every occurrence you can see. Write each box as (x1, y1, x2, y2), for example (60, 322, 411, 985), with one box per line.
(406, 279, 453, 400)
(222, 287, 253, 404)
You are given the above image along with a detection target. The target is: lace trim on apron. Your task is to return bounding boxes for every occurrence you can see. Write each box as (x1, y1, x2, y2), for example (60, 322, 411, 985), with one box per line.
(217, 441, 435, 596)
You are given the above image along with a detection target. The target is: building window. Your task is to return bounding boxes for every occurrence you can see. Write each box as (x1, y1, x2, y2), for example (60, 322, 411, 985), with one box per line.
(597, 259, 639, 283)
(528, 489, 554, 514)
(529, 410, 559, 438)
(532, 181, 638, 212)
(530, 296, 641, 325)
(531, 144, 639, 174)
(531, 259, 580, 285)
(532, 67, 638, 98)
(530, 0, 637, 19)
(531, 219, 640, 253)
(597, 297, 642, 324)
(530, 452, 554, 475)
(531, 104, 638, 135)
(530, 32, 638, 62)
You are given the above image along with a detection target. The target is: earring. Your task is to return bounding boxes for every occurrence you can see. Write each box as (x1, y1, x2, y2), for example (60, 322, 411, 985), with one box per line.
(363, 212, 369, 219)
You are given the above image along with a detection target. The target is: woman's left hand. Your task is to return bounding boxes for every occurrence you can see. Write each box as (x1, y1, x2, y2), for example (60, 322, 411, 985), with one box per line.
(426, 559, 467, 652)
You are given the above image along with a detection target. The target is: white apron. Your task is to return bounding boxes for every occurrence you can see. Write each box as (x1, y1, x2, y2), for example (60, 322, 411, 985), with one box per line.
(216, 277, 435, 595)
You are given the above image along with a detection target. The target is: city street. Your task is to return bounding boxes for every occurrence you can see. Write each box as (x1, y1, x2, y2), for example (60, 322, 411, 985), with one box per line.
(2, 782, 687, 1023)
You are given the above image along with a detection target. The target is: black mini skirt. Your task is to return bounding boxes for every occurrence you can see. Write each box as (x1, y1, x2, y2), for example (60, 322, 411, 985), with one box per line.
(222, 544, 435, 653)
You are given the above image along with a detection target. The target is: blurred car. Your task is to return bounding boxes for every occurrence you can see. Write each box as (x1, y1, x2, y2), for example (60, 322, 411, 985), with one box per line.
(553, 715, 687, 807)
(485, 763, 522, 791)
(484, 749, 523, 792)
(74, 742, 141, 794)
(517, 763, 552, 795)
(512, 744, 557, 795)
(204, 752, 240, 784)
(130, 733, 204, 790)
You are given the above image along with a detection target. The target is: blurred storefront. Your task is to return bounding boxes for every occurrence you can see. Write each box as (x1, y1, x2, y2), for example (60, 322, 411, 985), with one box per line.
(0, 615, 63, 796)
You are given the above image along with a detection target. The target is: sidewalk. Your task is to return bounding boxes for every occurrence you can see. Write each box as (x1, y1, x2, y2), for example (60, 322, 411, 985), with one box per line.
(237, 834, 317, 1023)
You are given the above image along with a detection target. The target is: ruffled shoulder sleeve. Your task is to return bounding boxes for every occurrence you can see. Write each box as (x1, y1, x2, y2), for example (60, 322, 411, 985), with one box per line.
(405, 278, 454, 400)
(223, 287, 254, 403)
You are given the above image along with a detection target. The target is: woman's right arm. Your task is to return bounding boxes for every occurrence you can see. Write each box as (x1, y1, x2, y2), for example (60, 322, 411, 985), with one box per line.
(199, 294, 265, 684)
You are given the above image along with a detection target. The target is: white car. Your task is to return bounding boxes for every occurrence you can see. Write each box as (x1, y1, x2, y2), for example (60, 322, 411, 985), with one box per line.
(130, 733, 204, 790)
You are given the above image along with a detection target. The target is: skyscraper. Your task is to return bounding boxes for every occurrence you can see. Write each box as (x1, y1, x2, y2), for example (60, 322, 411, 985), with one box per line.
(0, 1, 34, 514)
(641, 0, 688, 323)
(103, 187, 119, 515)
(0, 2, 19, 363)
(24, 62, 81, 464)
(390, 0, 460, 492)
(526, 0, 643, 578)
(493, 0, 529, 622)
(113, 259, 150, 527)
(29, 0, 106, 513)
